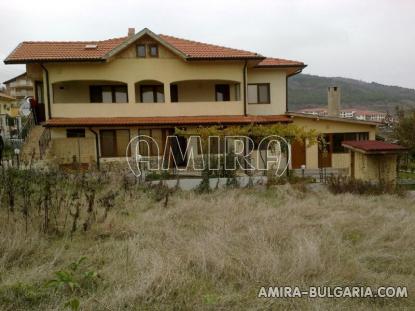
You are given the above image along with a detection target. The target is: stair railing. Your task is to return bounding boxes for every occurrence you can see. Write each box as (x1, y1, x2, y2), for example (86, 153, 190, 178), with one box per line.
(19, 112, 35, 142)
(39, 128, 51, 160)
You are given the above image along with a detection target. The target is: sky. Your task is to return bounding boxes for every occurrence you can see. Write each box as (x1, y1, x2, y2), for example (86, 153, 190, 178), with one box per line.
(1, 0, 414, 89)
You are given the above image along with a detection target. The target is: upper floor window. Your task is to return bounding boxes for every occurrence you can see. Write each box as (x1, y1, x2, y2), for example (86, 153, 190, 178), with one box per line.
(215, 84, 230, 101)
(90, 85, 128, 103)
(136, 44, 146, 57)
(170, 84, 179, 102)
(149, 45, 159, 57)
(248, 83, 270, 104)
(140, 85, 164, 103)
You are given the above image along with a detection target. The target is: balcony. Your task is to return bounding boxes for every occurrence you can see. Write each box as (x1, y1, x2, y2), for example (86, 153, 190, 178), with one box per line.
(9, 80, 33, 88)
(51, 79, 244, 118)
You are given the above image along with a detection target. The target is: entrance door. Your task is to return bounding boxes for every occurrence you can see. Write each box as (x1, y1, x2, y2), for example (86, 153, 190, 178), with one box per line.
(318, 134, 332, 168)
(170, 135, 188, 167)
(35, 81, 46, 123)
(291, 139, 306, 169)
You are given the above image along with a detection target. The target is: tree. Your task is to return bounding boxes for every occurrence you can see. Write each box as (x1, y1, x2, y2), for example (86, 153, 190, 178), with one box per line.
(394, 108, 415, 158)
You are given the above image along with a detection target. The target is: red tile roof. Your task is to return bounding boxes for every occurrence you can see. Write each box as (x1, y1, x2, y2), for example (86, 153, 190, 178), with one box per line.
(255, 57, 305, 67)
(5, 37, 126, 63)
(159, 34, 262, 59)
(44, 115, 292, 127)
(4, 29, 303, 66)
(342, 140, 408, 154)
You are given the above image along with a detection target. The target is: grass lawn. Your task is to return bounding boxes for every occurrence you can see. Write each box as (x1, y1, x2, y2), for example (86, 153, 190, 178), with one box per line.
(400, 171, 415, 179)
(1, 179, 414, 310)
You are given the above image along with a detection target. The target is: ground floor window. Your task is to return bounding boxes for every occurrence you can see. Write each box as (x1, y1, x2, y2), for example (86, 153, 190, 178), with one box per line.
(66, 128, 85, 138)
(138, 128, 169, 156)
(332, 132, 369, 153)
(100, 129, 131, 157)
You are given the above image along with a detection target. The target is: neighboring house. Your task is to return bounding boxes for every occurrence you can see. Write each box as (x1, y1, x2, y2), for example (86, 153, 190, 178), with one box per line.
(354, 110, 388, 122)
(3, 72, 34, 100)
(4, 27, 378, 171)
(298, 108, 389, 123)
(297, 108, 328, 117)
(0, 92, 18, 117)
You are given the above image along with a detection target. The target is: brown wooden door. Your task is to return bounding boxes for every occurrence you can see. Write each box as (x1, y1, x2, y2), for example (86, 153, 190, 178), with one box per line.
(318, 134, 332, 168)
(35, 81, 46, 123)
(291, 139, 306, 169)
(100, 130, 116, 157)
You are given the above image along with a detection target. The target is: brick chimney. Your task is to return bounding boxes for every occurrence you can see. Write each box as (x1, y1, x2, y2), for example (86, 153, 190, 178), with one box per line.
(327, 86, 341, 117)
(128, 28, 135, 37)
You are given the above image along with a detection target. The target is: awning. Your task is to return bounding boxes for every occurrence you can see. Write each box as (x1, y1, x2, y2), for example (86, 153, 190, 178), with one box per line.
(342, 140, 408, 154)
(44, 115, 292, 127)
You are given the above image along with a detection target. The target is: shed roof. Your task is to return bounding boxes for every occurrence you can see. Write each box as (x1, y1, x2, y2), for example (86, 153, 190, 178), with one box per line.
(342, 140, 408, 154)
(44, 115, 292, 127)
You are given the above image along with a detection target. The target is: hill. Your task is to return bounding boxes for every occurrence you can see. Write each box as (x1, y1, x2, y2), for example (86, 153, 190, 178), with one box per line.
(288, 74, 415, 112)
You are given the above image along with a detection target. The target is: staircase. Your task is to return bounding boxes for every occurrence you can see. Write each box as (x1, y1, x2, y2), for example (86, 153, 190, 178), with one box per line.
(20, 125, 48, 162)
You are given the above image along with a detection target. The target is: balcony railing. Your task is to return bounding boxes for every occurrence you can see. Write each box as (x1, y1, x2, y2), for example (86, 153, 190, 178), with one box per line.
(51, 101, 244, 118)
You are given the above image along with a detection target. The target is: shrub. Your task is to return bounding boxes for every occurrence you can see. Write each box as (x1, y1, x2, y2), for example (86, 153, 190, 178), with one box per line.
(328, 175, 404, 196)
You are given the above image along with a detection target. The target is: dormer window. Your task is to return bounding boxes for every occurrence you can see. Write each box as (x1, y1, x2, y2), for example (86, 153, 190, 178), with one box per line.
(149, 45, 159, 57)
(137, 44, 146, 57)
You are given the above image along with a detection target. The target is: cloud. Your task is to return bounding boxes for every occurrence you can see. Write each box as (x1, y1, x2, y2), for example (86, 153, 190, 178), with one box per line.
(1, 0, 414, 88)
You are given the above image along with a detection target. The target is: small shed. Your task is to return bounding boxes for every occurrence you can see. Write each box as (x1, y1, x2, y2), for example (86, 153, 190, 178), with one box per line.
(342, 140, 407, 183)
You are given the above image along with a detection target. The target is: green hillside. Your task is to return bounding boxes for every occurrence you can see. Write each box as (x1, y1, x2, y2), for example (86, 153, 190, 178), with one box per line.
(287, 74, 415, 112)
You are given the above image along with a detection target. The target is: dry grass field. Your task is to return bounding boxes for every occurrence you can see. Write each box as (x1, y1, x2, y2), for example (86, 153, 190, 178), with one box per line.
(1, 176, 415, 310)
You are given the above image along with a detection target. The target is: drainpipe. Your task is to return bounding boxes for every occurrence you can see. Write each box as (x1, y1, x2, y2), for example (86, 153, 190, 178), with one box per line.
(40, 64, 52, 120)
(89, 128, 100, 170)
(243, 61, 248, 116)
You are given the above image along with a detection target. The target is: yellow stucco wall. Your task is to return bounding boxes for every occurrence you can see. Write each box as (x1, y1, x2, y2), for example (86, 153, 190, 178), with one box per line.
(292, 116, 377, 170)
(353, 152, 397, 183)
(246, 68, 286, 115)
(36, 41, 291, 119)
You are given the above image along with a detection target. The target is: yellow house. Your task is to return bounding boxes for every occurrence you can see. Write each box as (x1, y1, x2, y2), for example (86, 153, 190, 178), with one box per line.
(0, 92, 18, 117)
(4, 27, 377, 172)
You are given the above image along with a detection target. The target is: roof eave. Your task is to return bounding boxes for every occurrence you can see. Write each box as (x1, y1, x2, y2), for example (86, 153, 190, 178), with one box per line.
(287, 112, 379, 126)
(3, 72, 27, 84)
(342, 145, 408, 155)
(4, 58, 106, 65)
(255, 64, 307, 69)
(185, 56, 265, 61)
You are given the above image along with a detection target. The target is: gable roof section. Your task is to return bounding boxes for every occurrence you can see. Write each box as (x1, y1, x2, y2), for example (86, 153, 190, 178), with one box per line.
(3, 72, 27, 84)
(104, 28, 188, 60)
(4, 28, 302, 66)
